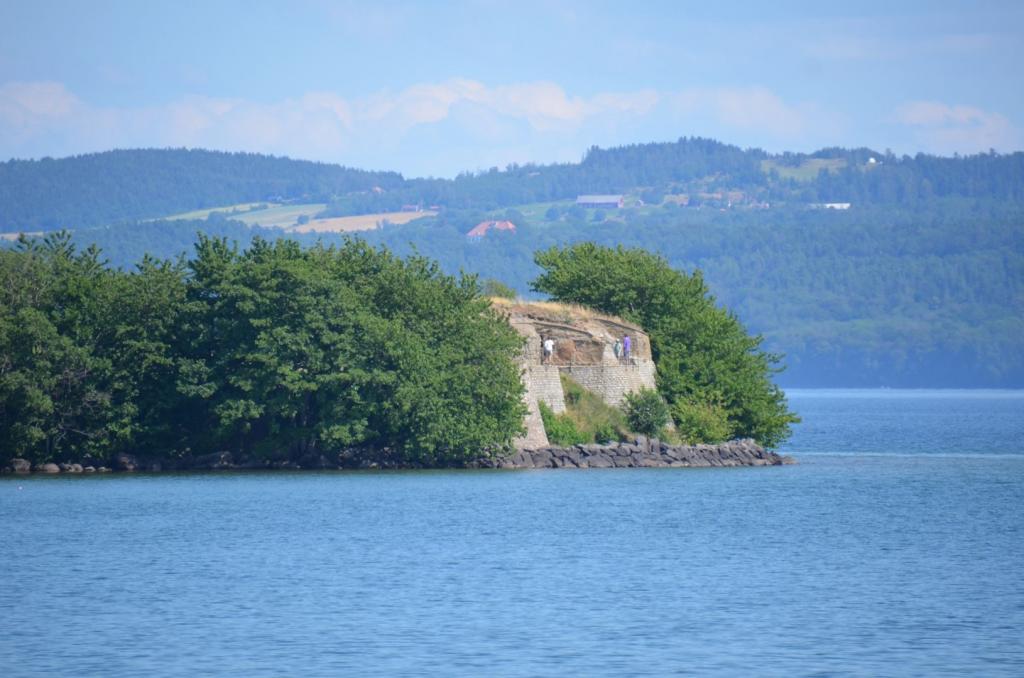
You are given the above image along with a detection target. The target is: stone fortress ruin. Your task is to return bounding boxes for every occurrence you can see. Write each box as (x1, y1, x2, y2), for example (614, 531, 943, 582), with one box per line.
(491, 299, 659, 448)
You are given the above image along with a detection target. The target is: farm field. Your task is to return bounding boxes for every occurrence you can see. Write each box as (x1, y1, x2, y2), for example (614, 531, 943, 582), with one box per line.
(511, 200, 573, 221)
(162, 202, 275, 221)
(232, 204, 327, 228)
(290, 211, 436, 233)
(762, 157, 847, 181)
(162, 202, 432, 233)
(162, 203, 326, 228)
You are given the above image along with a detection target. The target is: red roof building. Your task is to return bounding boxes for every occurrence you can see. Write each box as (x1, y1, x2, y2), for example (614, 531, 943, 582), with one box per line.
(466, 220, 516, 238)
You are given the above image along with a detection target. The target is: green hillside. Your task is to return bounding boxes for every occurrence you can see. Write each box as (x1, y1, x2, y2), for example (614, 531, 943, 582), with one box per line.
(2, 140, 1022, 388)
(0, 148, 403, 231)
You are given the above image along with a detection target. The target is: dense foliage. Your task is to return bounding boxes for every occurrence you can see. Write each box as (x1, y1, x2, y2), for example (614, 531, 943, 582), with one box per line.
(22, 192, 1023, 389)
(364, 201, 1023, 388)
(537, 401, 588, 447)
(0, 233, 525, 466)
(622, 389, 671, 438)
(555, 374, 630, 445)
(532, 243, 798, 447)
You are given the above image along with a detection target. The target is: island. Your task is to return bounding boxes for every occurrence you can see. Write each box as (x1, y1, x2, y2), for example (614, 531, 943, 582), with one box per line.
(1, 238, 796, 474)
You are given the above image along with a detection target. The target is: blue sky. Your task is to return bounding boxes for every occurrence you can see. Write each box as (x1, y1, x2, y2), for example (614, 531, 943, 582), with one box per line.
(1, 0, 1021, 177)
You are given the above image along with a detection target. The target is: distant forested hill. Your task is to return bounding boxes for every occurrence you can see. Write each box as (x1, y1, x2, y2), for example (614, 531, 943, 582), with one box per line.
(4, 141, 1022, 232)
(2, 139, 1022, 387)
(0, 148, 404, 231)
(321, 139, 1024, 215)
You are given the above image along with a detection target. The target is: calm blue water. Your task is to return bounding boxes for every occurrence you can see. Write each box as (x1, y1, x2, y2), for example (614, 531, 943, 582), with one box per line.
(2, 390, 1023, 677)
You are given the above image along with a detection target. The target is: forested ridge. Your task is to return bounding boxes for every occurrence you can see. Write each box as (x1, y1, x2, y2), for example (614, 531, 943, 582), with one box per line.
(0, 149, 403, 231)
(3, 140, 1023, 231)
(359, 200, 1023, 387)
(2, 139, 1022, 388)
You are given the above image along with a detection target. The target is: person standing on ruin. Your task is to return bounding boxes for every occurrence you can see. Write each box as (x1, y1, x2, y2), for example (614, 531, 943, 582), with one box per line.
(623, 334, 631, 362)
(542, 336, 555, 364)
(613, 338, 622, 362)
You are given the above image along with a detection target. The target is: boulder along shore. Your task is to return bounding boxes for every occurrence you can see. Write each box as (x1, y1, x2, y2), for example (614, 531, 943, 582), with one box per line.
(2, 438, 793, 474)
(474, 437, 794, 469)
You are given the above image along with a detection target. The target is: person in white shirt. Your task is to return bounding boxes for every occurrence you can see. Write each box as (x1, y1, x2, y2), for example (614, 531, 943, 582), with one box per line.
(542, 337, 555, 363)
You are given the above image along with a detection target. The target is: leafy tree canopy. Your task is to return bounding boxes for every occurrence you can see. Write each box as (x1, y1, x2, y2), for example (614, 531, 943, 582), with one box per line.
(0, 233, 526, 466)
(532, 243, 798, 446)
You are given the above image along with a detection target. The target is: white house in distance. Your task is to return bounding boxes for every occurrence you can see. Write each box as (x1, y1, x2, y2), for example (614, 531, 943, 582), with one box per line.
(576, 194, 624, 209)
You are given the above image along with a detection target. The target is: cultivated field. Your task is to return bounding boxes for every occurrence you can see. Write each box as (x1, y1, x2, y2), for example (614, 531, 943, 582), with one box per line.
(161, 203, 429, 232)
(761, 158, 847, 181)
(162, 202, 273, 221)
(236, 204, 327, 228)
(162, 203, 326, 228)
(289, 211, 436, 233)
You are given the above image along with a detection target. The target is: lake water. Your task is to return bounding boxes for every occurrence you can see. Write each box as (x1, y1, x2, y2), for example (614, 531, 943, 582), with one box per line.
(2, 390, 1023, 676)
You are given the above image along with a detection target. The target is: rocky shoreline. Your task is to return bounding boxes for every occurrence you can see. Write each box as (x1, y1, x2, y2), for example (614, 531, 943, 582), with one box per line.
(474, 437, 793, 469)
(2, 438, 792, 475)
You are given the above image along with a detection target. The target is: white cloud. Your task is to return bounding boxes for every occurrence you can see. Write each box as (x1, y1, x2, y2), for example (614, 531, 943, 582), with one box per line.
(0, 78, 842, 173)
(894, 100, 1021, 153)
(0, 81, 81, 130)
(0, 78, 662, 163)
(670, 86, 821, 139)
(354, 79, 658, 134)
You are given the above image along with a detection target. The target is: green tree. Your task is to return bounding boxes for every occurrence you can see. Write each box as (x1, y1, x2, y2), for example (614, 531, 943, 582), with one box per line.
(481, 278, 517, 299)
(622, 388, 670, 437)
(531, 243, 798, 446)
(181, 236, 526, 464)
(0, 232, 165, 464)
(672, 399, 732, 444)
(0, 233, 527, 466)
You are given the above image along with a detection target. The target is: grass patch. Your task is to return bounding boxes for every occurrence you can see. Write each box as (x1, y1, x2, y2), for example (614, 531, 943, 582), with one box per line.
(554, 374, 631, 444)
(161, 202, 273, 221)
(511, 199, 574, 222)
(489, 297, 641, 328)
(160, 202, 327, 228)
(235, 204, 327, 228)
(762, 158, 847, 181)
(291, 211, 435, 234)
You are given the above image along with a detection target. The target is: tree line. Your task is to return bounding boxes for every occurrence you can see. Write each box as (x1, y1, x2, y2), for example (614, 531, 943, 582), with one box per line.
(0, 149, 404, 231)
(4, 141, 1022, 232)
(19, 193, 1022, 388)
(0, 233, 526, 467)
(0, 234, 797, 467)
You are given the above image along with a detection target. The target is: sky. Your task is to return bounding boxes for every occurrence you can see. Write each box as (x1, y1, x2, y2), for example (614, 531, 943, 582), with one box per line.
(0, 0, 1022, 177)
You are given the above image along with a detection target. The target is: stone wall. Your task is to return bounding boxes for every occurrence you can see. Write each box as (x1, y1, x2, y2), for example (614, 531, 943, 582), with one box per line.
(502, 302, 659, 449)
(562, 361, 658, 408)
(516, 363, 566, 449)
